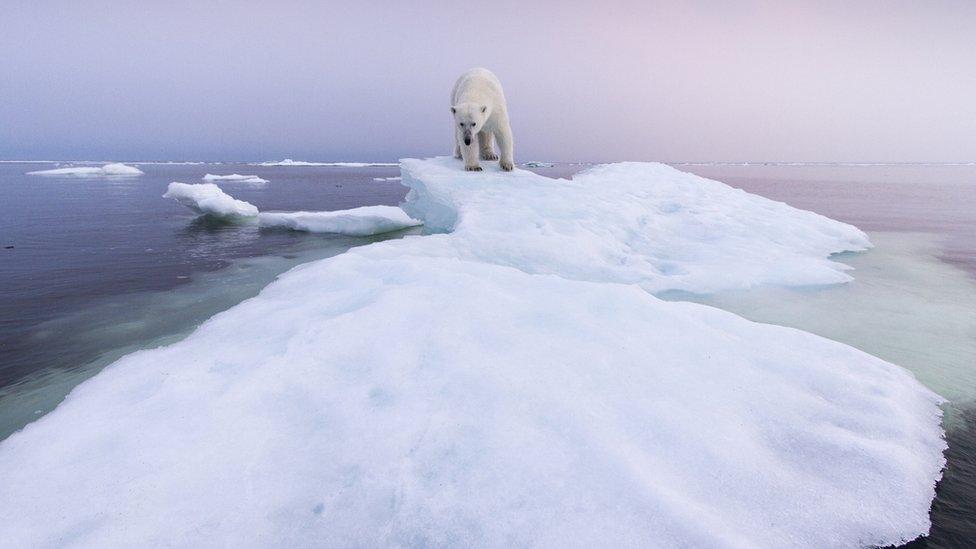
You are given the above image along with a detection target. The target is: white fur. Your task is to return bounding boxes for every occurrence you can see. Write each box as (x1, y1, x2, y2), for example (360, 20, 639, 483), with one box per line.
(451, 68, 514, 171)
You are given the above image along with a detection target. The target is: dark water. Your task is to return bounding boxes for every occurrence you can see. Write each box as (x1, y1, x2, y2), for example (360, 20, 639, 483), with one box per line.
(1, 161, 973, 546)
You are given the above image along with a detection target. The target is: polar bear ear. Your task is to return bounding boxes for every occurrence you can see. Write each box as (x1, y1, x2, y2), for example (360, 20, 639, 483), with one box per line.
(481, 105, 487, 113)
(450, 106, 456, 114)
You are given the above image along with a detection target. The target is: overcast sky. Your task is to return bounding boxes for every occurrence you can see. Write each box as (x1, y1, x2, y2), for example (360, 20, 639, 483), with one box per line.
(2, 1, 974, 162)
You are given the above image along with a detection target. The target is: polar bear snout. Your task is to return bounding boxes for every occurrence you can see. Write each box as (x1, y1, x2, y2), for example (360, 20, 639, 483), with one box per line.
(462, 130, 473, 146)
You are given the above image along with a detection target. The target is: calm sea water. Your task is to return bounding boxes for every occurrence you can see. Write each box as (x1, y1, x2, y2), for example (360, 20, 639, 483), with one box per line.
(0, 161, 973, 547)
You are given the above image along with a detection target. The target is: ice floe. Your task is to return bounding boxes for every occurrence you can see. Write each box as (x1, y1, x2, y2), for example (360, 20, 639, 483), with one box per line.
(26, 163, 144, 177)
(372, 176, 402, 181)
(0, 158, 944, 547)
(163, 182, 420, 236)
(259, 207, 420, 236)
(523, 161, 555, 167)
(255, 159, 398, 167)
(163, 182, 259, 218)
(202, 173, 269, 184)
(0, 254, 945, 547)
(397, 158, 872, 294)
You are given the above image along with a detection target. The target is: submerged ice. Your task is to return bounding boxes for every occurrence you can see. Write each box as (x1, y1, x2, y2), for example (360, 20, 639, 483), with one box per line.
(677, 231, 976, 427)
(0, 159, 945, 547)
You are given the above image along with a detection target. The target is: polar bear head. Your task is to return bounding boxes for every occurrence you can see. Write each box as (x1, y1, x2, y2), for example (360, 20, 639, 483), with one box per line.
(451, 103, 489, 146)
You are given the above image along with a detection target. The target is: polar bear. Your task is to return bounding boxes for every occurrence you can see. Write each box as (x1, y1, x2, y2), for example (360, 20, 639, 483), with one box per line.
(451, 68, 514, 171)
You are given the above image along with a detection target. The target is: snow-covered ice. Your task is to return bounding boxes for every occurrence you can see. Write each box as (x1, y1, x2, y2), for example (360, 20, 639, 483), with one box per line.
(26, 163, 144, 177)
(163, 182, 421, 236)
(0, 158, 945, 547)
(255, 159, 397, 167)
(397, 158, 872, 294)
(0, 255, 945, 547)
(163, 182, 259, 218)
(259, 206, 421, 236)
(202, 173, 269, 184)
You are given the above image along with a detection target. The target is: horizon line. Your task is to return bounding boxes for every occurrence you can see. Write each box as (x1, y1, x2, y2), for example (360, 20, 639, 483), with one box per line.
(2, 159, 976, 166)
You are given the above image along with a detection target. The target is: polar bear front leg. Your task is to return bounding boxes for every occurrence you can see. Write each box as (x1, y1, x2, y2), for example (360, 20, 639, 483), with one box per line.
(458, 130, 482, 171)
(495, 122, 514, 171)
(478, 131, 498, 161)
(454, 142, 462, 159)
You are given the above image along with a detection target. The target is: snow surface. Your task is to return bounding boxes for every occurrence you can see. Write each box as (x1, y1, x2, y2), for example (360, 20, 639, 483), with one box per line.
(26, 163, 144, 177)
(163, 182, 259, 217)
(259, 206, 421, 236)
(163, 182, 420, 236)
(0, 158, 945, 547)
(202, 173, 269, 184)
(397, 157, 872, 294)
(255, 158, 398, 167)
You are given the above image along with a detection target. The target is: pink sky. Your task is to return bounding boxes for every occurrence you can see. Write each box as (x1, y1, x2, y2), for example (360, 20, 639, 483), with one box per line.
(1, 1, 974, 162)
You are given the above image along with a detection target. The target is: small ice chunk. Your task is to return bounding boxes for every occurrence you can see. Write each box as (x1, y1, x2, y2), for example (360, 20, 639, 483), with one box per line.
(258, 206, 421, 236)
(27, 163, 144, 177)
(202, 174, 269, 184)
(99, 163, 145, 176)
(162, 182, 258, 218)
(163, 182, 419, 235)
(523, 161, 555, 168)
(372, 176, 402, 181)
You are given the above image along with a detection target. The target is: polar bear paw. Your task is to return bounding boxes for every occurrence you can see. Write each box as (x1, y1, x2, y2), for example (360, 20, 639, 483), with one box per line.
(481, 152, 499, 161)
(465, 164, 483, 172)
(500, 159, 514, 171)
